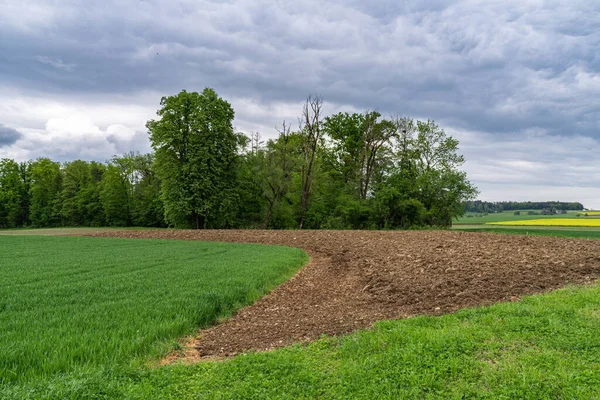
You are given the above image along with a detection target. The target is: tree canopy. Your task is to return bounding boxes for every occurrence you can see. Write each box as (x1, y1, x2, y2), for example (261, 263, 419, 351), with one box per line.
(0, 89, 482, 230)
(146, 89, 242, 228)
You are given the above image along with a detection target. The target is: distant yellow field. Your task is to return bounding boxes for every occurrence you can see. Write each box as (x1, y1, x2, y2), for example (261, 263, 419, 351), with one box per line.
(488, 219, 600, 227)
(580, 211, 600, 216)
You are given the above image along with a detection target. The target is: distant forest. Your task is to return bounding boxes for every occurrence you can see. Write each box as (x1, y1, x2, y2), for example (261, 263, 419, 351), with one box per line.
(0, 89, 479, 230)
(464, 201, 585, 213)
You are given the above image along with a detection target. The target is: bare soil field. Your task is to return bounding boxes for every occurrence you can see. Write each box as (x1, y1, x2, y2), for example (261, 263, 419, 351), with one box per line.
(87, 230, 600, 362)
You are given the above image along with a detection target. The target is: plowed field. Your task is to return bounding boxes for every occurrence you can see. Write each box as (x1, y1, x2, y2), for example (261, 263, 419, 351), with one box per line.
(87, 230, 600, 362)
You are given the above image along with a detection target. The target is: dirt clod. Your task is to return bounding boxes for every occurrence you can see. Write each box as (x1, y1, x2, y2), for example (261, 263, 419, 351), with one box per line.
(87, 230, 600, 362)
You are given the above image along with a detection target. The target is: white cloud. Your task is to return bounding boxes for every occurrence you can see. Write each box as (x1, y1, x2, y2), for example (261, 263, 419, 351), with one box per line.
(1, 112, 151, 162)
(35, 56, 76, 72)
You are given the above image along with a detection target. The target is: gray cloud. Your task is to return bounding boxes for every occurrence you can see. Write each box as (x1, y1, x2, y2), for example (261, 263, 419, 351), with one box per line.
(0, 0, 599, 206)
(0, 123, 23, 147)
(1, 1, 599, 136)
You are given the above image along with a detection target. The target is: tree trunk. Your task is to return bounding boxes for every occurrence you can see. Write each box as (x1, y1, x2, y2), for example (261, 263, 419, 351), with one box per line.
(299, 201, 307, 230)
(193, 211, 200, 229)
(263, 201, 273, 229)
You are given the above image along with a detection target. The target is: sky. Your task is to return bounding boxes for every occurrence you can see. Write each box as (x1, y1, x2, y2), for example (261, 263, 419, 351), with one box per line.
(0, 0, 599, 208)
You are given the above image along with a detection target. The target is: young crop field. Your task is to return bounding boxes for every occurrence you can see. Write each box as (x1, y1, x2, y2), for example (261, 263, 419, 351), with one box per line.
(488, 218, 600, 227)
(0, 235, 307, 396)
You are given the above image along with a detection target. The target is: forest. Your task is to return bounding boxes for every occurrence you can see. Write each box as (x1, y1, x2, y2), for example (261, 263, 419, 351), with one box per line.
(464, 200, 585, 213)
(0, 89, 478, 230)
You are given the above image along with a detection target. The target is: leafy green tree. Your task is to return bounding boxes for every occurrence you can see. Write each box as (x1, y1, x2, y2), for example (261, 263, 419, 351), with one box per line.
(106, 152, 164, 227)
(358, 112, 396, 200)
(0, 159, 28, 228)
(100, 164, 130, 226)
(130, 153, 165, 227)
(373, 189, 426, 229)
(322, 112, 365, 189)
(147, 89, 241, 228)
(29, 158, 62, 227)
(412, 120, 478, 226)
(254, 122, 301, 228)
(60, 160, 105, 226)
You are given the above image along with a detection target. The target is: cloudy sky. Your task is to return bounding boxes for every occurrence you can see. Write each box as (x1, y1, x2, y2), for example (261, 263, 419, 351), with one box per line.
(1, 0, 599, 207)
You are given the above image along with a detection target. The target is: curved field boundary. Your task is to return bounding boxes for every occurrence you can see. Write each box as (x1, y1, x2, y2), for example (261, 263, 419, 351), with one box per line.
(87, 230, 600, 362)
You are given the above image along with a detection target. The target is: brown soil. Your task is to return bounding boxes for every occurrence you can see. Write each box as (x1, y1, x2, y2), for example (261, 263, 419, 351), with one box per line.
(86, 230, 600, 362)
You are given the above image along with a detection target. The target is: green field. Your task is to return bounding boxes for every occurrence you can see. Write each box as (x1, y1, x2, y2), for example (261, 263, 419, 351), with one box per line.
(454, 225, 600, 240)
(0, 236, 307, 396)
(454, 210, 584, 224)
(488, 218, 600, 227)
(453, 209, 600, 238)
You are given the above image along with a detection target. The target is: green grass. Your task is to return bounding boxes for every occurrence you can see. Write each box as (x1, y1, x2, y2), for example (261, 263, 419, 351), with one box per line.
(0, 236, 307, 393)
(454, 210, 584, 224)
(12, 282, 600, 399)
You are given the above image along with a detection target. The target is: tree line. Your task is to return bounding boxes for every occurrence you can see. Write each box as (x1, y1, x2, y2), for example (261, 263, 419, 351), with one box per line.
(464, 201, 585, 214)
(0, 88, 478, 230)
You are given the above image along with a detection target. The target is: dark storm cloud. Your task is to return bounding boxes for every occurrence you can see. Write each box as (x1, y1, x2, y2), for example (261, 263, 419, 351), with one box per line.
(0, 123, 23, 147)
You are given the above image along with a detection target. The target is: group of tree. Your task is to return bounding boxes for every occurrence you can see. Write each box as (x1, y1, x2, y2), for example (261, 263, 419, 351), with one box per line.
(464, 200, 584, 214)
(0, 88, 479, 230)
(0, 154, 163, 229)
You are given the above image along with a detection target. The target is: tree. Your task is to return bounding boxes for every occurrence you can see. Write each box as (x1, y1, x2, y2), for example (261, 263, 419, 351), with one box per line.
(100, 164, 130, 226)
(256, 121, 298, 229)
(129, 153, 165, 227)
(0, 159, 28, 228)
(29, 158, 62, 227)
(147, 89, 241, 228)
(359, 112, 396, 200)
(60, 160, 105, 226)
(322, 112, 365, 189)
(412, 120, 477, 225)
(298, 95, 323, 229)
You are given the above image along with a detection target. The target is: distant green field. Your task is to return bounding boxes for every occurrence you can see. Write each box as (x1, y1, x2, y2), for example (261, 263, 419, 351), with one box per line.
(0, 236, 307, 395)
(489, 218, 600, 227)
(454, 225, 600, 240)
(455, 210, 585, 224)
